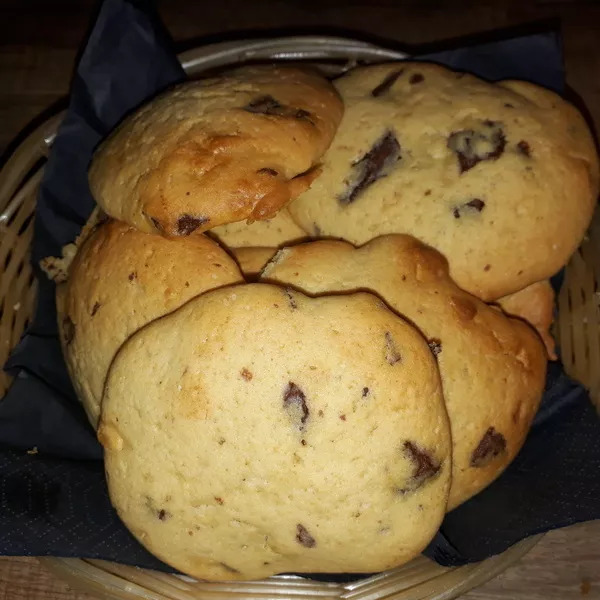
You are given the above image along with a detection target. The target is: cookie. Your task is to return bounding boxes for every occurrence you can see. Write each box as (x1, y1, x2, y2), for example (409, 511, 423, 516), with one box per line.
(89, 66, 343, 237)
(496, 280, 556, 360)
(260, 236, 547, 509)
(230, 247, 277, 280)
(57, 219, 242, 426)
(288, 62, 599, 300)
(209, 209, 308, 248)
(99, 284, 451, 579)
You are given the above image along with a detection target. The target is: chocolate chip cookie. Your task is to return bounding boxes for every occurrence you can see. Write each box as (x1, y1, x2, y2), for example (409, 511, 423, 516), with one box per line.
(288, 62, 599, 300)
(99, 284, 450, 579)
(89, 66, 343, 237)
(261, 236, 547, 509)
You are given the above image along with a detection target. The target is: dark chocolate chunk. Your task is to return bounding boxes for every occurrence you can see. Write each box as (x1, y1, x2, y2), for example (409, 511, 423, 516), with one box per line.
(517, 140, 531, 157)
(157, 509, 170, 521)
(409, 73, 424, 84)
(283, 382, 309, 431)
(63, 316, 75, 345)
(453, 198, 486, 218)
(466, 198, 485, 211)
(257, 168, 279, 176)
(296, 524, 316, 548)
(362, 387, 370, 398)
(245, 95, 283, 115)
(339, 131, 401, 204)
(471, 427, 507, 467)
(396, 441, 441, 494)
(371, 69, 404, 97)
(90, 302, 101, 317)
(384, 331, 402, 365)
(128, 272, 137, 281)
(244, 95, 313, 123)
(448, 122, 506, 173)
(294, 108, 312, 121)
(428, 339, 442, 357)
(176, 214, 209, 236)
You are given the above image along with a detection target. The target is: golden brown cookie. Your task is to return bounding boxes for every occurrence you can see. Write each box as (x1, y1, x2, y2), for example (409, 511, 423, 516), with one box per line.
(209, 208, 308, 248)
(57, 219, 242, 426)
(230, 247, 277, 280)
(496, 280, 556, 360)
(99, 284, 451, 580)
(261, 235, 547, 509)
(89, 66, 343, 237)
(288, 62, 599, 300)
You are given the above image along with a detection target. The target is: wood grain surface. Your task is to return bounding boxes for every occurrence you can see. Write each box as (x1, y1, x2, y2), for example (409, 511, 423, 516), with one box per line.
(0, 1, 599, 598)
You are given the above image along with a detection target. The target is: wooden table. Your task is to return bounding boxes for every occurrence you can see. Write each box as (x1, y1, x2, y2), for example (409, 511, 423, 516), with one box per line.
(0, 1, 599, 598)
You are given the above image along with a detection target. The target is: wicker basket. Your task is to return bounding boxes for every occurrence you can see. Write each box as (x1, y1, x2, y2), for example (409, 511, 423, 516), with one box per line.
(0, 36, 598, 600)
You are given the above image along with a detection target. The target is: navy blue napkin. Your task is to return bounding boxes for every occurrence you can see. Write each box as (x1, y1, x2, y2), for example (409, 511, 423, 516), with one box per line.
(1, 0, 598, 580)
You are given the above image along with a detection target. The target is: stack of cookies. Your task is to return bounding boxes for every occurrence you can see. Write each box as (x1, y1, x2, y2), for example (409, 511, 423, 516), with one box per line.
(43, 61, 599, 581)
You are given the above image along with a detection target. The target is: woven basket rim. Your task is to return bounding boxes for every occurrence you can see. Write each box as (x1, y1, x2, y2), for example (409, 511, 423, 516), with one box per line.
(7, 33, 598, 600)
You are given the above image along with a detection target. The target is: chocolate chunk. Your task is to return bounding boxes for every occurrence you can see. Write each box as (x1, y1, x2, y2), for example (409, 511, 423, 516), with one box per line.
(90, 302, 101, 317)
(245, 95, 283, 115)
(339, 414, 347, 421)
(240, 368, 253, 381)
(301, 439, 307, 446)
(396, 441, 441, 494)
(371, 69, 404, 97)
(471, 427, 507, 467)
(448, 122, 506, 173)
(409, 73, 424, 84)
(257, 167, 279, 176)
(128, 272, 137, 281)
(517, 140, 531, 157)
(283, 382, 309, 431)
(384, 331, 402, 365)
(484, 264, 491, 271)
(339, 131, 401, 204)
(453, 198, 486, 218)
(63, 316, 75, 345)
(157, 509, 170, 521)
(466, 198, 485, 211)
(177, 214, 209, 236)
(294, 108, 312, 121)
(362, 387, 370, 397)
(428, 339, 442, 356)
(296, 524, 316, 548)
(284, 288, 297, 310)
(244, 95, 313, 123)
